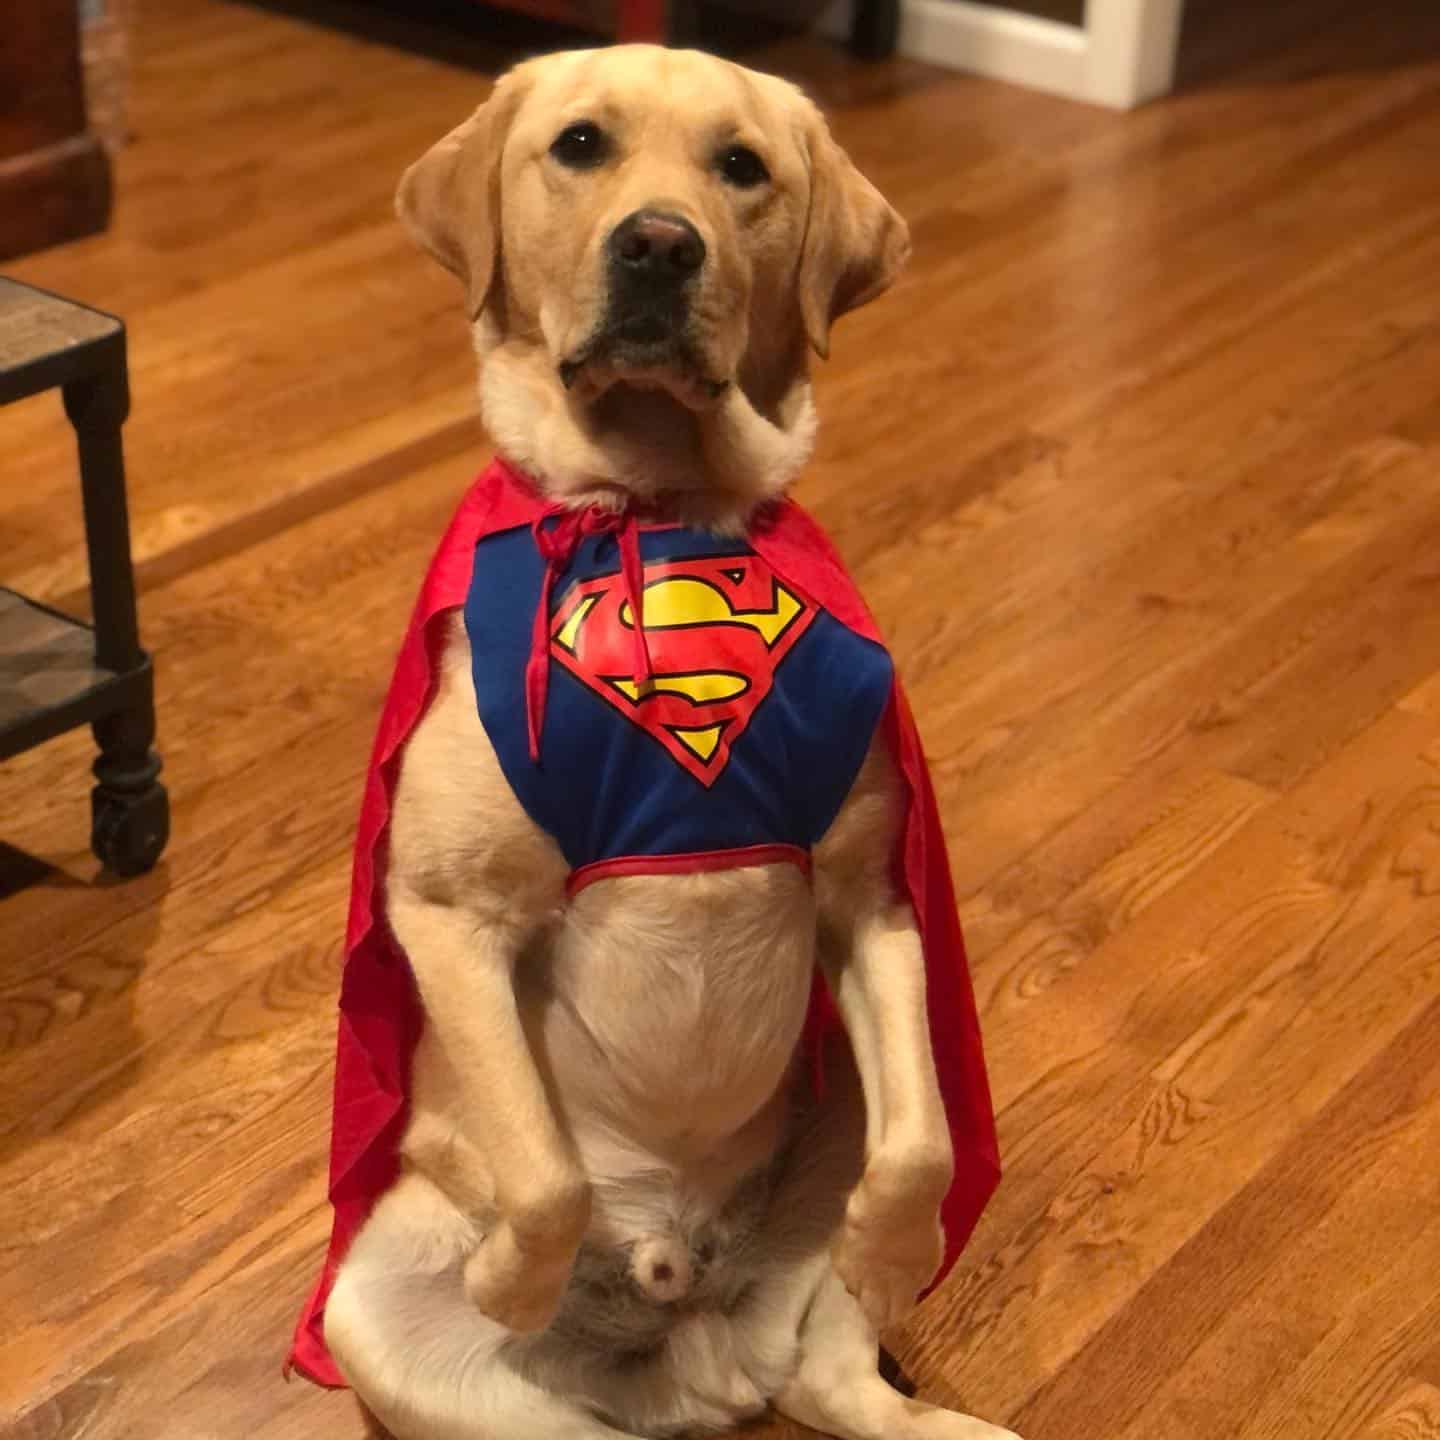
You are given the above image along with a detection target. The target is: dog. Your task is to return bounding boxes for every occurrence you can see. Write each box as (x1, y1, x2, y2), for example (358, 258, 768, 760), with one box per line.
(298, 44, 1018, 1440)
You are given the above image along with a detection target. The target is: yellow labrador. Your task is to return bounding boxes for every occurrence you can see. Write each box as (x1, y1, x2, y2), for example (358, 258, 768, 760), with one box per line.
(321, 44, 1018, 1440)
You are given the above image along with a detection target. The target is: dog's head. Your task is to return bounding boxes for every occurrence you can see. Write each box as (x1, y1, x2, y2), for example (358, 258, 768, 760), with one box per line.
(398, 46, 908, 505)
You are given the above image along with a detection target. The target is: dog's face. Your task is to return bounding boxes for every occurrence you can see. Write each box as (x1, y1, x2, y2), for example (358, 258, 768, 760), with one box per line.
(398, 46, 908, 416)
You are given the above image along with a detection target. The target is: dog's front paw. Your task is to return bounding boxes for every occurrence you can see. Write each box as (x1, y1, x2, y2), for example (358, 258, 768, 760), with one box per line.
(832, 1214, 943, 1332)
(463, 1221, 578, 1332)
(832, 1172, 946, 1332)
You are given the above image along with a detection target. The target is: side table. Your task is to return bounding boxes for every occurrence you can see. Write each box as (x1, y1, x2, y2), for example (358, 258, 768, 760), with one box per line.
(0, 277, 168, 875)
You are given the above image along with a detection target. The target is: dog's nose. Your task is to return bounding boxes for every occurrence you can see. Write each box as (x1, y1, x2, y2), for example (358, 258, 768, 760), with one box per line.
(608, 210, 706, 285)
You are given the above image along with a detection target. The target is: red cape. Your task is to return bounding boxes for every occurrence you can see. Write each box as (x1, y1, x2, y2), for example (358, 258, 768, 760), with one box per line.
(287, 458, 999, 1386)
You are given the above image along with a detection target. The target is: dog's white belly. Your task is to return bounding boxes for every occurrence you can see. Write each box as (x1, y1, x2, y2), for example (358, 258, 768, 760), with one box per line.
(532, 864, 817, 1164)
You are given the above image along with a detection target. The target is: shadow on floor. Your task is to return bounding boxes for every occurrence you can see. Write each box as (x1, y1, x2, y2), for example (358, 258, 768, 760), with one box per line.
(0, 845, 167, 1170)
(0, 840, 66, 902)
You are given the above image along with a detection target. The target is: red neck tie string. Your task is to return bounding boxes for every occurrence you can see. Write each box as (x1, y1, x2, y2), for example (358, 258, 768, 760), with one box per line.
(526, 504, 652, 763)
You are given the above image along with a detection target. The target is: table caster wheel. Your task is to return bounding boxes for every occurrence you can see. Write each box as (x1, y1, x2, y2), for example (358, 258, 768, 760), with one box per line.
(92, 780, 169, 875)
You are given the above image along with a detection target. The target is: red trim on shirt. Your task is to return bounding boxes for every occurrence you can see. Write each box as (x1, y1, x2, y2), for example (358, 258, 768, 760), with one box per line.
(566, 843, 812, 898)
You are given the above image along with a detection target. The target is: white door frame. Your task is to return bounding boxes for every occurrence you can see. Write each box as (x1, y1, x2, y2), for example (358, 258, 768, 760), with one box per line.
(825, 0, 1185, 110)
(1084, 0, 1186, 107)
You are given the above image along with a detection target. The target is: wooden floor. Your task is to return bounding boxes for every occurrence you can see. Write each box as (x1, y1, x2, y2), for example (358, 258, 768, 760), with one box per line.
(5, 1, 1440, 1436)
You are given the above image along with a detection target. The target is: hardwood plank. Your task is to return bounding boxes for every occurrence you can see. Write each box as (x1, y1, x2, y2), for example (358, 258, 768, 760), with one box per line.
(1014, 991, 1440, 1440)
(908, 440, 1440, 895)
(1357, 1385, 1440, 1440)
(965, 766, 1275, 1014)
(1399, 672, 1440, 719)
(1234, 1236, 1440, 1440)
(897, 701, 1440, 1420)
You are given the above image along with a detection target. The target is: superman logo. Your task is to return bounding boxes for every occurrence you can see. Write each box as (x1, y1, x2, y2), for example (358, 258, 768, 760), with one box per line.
(550, 552, 815, 785)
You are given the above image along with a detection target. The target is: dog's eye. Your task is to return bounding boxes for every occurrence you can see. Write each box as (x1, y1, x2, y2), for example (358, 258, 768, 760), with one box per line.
(718, 145, 769, 188)
(550, 121, 610, 170)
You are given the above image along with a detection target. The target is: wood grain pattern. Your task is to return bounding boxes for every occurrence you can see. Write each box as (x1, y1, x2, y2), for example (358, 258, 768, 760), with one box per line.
(3, 0, 1440, 1437)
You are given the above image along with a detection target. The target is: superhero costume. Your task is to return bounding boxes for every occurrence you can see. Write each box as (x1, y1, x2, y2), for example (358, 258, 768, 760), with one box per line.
(287, 456, 999, 1387)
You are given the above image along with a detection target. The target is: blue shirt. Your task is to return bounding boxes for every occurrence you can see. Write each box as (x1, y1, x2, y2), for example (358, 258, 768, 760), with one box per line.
(464, 521, 894, 872)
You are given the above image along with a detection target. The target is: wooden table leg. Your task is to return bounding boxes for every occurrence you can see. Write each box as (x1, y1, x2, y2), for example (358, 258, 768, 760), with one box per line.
(63, 349, 169, 876)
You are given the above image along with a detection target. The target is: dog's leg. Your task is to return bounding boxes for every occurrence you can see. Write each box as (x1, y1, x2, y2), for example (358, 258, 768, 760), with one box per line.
(383, 625, 586, 1333)
(389, 883, 591, 1331)
(715, 1079, 1017, 1440)
(813, 741, 963, 1331)
(819, 902, 956, 1330)
(325, 1177, 645, 1440)
(774, 1266, 1021, 1440)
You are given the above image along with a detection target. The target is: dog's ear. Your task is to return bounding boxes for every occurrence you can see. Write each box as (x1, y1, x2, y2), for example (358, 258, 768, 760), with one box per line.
(797, 113, 910, 359)
(396, 72, 528, 321)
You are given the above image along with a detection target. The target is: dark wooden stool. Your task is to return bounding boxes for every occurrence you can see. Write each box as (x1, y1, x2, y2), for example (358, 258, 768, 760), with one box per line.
(0, 277, 168, 875)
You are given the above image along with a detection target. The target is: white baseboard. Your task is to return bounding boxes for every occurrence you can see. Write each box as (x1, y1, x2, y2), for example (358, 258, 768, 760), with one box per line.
(899, 0, 1089, 99)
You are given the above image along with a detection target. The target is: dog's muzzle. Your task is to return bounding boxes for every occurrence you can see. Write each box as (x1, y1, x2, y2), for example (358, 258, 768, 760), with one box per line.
(560, 209, 727, 402)
(602, 209, 704, 359)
